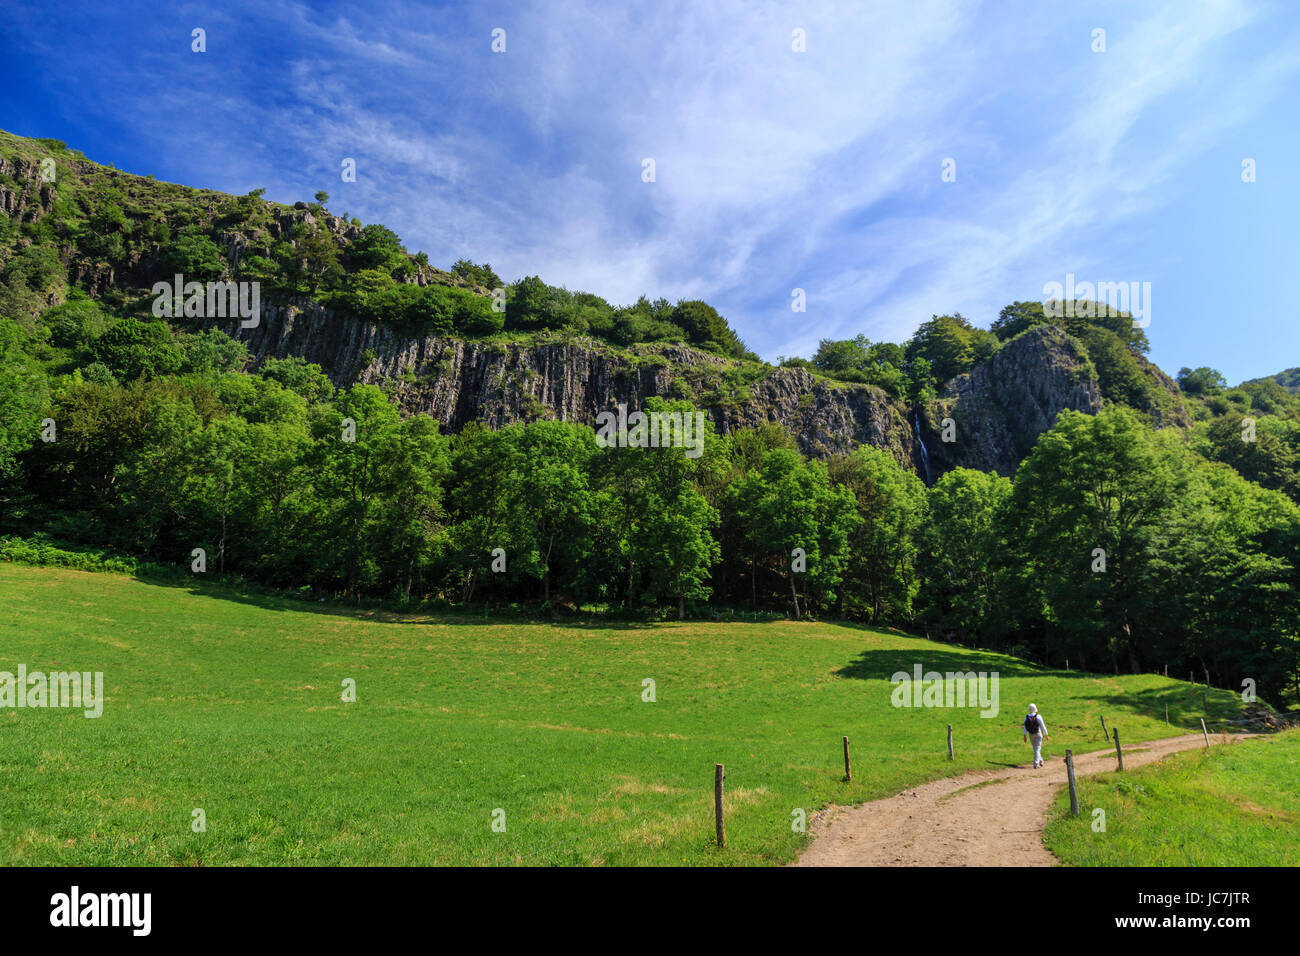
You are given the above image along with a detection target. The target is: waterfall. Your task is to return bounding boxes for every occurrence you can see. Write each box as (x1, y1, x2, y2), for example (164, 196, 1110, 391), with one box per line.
(914, 412, 932, 485)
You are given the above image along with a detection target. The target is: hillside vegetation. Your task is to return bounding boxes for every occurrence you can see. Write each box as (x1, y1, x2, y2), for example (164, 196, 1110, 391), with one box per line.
(0, 564, 1255, 866)
(1, 129, 1298, 706)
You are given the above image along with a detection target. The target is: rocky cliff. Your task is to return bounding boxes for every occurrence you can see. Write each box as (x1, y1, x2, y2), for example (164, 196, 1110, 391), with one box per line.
(921, 325, 1104, 477)
(210, 305, 1131, 480)
(210, 301, 922, 467)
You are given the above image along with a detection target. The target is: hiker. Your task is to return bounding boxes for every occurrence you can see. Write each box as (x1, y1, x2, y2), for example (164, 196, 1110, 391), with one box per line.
(1023, 703, 1049, 768)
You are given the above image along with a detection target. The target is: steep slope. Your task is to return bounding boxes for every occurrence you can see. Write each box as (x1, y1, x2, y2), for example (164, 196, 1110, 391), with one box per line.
(205, 303, 919, 463)
(1246, 367, 1300, 394)
(920, 325, 1104, 476)
(1, 128, 1190, 479)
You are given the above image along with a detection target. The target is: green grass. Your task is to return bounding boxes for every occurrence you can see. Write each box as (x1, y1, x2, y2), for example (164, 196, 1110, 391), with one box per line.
(0, 563, 1256, 866)
(1043, 729, 1300, 866)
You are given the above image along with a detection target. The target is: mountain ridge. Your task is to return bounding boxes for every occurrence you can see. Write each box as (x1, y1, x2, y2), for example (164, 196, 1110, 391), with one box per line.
(1, 128, 1189, 479)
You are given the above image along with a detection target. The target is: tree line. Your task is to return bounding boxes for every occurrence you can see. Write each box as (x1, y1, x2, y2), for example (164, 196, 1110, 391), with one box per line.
(3, 323, 1297, 704)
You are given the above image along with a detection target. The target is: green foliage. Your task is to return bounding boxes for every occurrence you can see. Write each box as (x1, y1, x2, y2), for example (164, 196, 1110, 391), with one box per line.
(917, 468, 1013, 642)
(1177, 365, 1227, 395)
(670, 300, 747, 357)
(177, 327, 249, 375)
(41, 295, 110, 349)
(904, 314, 996, 385)
(829, 446, 928, 621)
(348, 223, 405, 273)
(276, 223, 342, 294)
(258, 356, 334, 403)
(91, 317, 183, 381)
(809, 334, 907, 395)
(991, 301, 1049, 341)
(0, 319, 49, 483)
(161, 233, 227, 282)
(730, 449, 859, 617)
(451, 259, 502, 290)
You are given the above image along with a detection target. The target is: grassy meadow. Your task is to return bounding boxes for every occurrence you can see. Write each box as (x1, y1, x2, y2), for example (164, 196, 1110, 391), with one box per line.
(0, 563, 1258, 866)
(1044, 729, 1300, 866)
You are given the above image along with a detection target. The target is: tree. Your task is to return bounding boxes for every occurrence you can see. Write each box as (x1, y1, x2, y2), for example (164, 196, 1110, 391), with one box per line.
(41, 295, 110, 348)
(349, 224, 405, 273)
(918, 467, 1012, 642)
(500, 422, 596, 603)
(990, 302, 1048, 341)
(314, 191, 330, 205)
(178, 328, 250, 375)
(92, 318, 184, 381)
(278, 224, 342, 294)
(162, 233, 226, 282)
(829, 446, 928, 622)
(590, 399, 722, 617)
(730, 449, 858, 618)
(311, 385, 405, 595)
(0, 320, 49, 485)
(451, 259, 502, 290)
(1003, 407, 1189, 672)
(812, 335, 871, 376)
(905, 314, 986, 385)
(1177, 366, 1227, 396)
(671, 300, 745, 356)
(259, 356, 334, 404)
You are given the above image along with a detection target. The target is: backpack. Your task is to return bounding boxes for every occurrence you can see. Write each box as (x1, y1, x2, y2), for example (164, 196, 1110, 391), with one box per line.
(1024, 713, 1039, 734)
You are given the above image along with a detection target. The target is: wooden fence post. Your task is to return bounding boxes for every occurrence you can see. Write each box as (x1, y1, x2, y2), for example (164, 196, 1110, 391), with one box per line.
(1165, 702, 1169, 726)
(1113, 729, 1123, 771)
(714, 764, 726, 848)
(843, 736, 852, 782)
(1200, 718, 1210, 750)
(947, 724, 954, 761)
(1100, 715, 1109, 741)
(1066, 749, 1079, 816)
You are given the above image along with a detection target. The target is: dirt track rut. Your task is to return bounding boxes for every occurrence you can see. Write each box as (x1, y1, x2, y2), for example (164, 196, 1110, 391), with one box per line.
(793, 732, 1255, 866)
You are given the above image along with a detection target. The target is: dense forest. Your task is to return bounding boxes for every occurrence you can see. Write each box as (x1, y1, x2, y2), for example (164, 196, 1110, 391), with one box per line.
(2, 130, 1299, 707)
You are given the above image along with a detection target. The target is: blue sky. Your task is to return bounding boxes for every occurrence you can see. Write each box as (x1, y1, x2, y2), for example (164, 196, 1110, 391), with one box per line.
(2, 0, 1298, 383)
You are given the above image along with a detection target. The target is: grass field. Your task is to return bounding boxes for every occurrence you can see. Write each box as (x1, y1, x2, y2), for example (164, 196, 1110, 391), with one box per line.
(0, 563, 1259, 866)
(1044, 729, 1300, 866)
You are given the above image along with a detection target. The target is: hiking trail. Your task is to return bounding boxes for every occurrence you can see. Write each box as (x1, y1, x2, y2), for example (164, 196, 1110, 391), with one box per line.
(793, 732, 1256, 867)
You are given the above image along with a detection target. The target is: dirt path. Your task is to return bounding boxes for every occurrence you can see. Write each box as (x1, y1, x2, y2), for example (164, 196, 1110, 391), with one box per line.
(793, 732, 1256, 867)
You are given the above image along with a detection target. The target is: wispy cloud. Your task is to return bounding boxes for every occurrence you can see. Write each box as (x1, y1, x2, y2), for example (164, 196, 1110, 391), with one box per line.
(3, 0, 1298, 378)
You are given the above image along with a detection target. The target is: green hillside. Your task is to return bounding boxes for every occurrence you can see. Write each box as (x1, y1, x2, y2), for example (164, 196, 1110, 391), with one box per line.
(0, 564, 1256, 866)
(1244, 367, 1300, 395)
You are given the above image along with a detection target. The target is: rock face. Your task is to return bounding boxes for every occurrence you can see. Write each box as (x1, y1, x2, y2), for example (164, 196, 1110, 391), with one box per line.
(921, 326, 1104, 477)
(210, 307, 1144, 481)
(211, 302, 921, 467)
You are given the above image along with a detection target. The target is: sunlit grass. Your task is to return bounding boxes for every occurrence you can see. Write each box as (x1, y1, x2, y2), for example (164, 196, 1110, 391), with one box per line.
(1044, 729, 1300, 866)
(0, 563, 1255, 865)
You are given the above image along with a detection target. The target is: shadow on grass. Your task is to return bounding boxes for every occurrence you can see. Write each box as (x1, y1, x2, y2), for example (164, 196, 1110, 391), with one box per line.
(835, 647, 1048, 681)
(114, 566, 814, 633)
(834, 648, 1261, 731)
